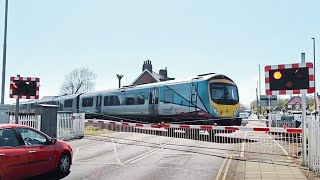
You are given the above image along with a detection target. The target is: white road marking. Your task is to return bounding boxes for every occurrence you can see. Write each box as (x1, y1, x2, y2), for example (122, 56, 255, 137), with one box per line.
(121, 139, 177, 165)
(222, 155, 232, 180)
(133, 133, 151, 150)
(215, 155, 228, 180)
(73, 147, 80, 163)
(112, 140, 122, 164)
(240, 131, 248, 158)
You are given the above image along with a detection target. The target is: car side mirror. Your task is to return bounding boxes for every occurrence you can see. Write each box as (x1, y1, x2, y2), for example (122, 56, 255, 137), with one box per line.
(49, 138, 57, 145)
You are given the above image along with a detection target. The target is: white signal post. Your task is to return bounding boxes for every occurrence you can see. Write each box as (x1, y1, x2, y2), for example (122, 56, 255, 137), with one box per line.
(301, 53, 307, 167)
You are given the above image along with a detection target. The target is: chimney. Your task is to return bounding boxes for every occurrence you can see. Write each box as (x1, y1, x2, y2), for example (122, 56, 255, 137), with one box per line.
(159, 67, 168, 78)
(142, 60, 152, 72)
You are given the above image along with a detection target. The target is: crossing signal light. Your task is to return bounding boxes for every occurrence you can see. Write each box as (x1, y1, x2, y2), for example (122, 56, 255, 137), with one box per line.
(273, 71, 282, 80)
(11, 80, 37, 96)
(269, 67, 309, 91)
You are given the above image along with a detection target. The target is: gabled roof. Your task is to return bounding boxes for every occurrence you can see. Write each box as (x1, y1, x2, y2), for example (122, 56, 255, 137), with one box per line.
(131, 69, 163, 85)
(284, 96, 301, 106)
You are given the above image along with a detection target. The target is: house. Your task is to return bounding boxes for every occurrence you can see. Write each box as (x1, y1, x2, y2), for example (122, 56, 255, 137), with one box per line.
(131, 60, 175, 85)
(283, 96, 302, 112)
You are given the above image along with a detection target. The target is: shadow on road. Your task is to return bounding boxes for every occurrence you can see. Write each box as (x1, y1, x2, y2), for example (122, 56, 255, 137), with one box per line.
(27, 171, 71, 180)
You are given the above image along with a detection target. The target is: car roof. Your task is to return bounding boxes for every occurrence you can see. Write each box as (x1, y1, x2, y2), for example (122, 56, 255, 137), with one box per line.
(0, 124, 37, 129)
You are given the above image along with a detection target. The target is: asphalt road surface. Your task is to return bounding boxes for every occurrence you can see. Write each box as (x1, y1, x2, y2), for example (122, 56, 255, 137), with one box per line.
(31, 131, 238, 180)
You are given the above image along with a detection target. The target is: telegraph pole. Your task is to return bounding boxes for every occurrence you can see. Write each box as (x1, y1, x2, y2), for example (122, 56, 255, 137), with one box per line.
(1, 0, 9, 104)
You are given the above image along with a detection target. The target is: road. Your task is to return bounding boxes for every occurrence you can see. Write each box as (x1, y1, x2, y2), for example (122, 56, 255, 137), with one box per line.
(32, 131, 238, 180)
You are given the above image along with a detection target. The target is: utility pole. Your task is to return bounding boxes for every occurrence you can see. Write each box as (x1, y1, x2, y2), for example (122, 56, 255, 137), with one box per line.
(312, 38, 317, 112)
(116, 74, 123, 88)
(1, 0, 9, 104)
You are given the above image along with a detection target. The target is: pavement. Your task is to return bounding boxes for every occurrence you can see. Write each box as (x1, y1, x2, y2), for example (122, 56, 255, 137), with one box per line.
(231, 115, 308, 180)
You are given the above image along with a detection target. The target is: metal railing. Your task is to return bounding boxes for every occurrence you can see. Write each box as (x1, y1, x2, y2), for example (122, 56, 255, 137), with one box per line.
(308, 115, 320, 175)
(86, 119, 302, 159)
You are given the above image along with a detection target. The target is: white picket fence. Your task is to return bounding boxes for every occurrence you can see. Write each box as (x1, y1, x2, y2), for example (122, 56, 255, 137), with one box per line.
(9, 113, 85, 141)
(308, 116, 320, 175)
(57, 113, 85, 140)
(9, 115, 41, 130)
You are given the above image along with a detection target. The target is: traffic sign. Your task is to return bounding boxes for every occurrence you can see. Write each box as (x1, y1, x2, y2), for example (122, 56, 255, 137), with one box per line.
(9, 76, 40, 99)
(265, 63, 314, 95)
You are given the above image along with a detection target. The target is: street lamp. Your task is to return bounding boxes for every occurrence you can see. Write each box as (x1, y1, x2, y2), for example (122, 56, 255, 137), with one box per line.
(116, 74, 124, 88)
(1, 0, 9, 104)
(312, 38, 317, 112)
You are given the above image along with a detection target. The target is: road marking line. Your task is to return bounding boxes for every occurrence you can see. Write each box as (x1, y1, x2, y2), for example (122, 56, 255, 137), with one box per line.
(73, 147, 80, 163)
(215, 155, 228, 180)
(222, 155, 232, 180)
(240, 132, 248, 158)
(121, 139, 176, 165)
(112, 140, 122, 164)
(133, 133, 151, 150)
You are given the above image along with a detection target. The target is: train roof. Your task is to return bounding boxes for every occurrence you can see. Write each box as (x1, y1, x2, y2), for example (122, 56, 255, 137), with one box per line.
(81, 73, 234, 96)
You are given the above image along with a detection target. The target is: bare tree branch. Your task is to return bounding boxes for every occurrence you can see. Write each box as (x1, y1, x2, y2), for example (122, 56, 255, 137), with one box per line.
(60, 67, 97, 95)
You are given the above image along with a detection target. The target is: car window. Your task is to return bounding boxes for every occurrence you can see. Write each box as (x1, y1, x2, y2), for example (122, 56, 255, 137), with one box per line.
(17, 128, 47, 146)
(0, 128, 20, 147)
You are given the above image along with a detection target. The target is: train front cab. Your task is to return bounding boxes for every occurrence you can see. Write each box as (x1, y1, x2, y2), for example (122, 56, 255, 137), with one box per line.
(208, 77, 241, 126)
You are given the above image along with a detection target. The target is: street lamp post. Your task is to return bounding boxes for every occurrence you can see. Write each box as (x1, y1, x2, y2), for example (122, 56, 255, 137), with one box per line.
(116, 74, 124, 88)
(1, 0, 9, 104)
(312, 38, 317, 112)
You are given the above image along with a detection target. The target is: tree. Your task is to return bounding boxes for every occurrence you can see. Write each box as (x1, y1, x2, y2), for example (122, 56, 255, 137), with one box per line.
(60, 67, 97, 95)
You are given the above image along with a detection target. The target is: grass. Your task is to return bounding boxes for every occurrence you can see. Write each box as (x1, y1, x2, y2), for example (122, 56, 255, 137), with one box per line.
(85, 126, 109, 136)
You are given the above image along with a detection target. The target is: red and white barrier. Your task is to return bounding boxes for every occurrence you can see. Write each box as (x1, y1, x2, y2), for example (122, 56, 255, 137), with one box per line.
(86, 119, 302, 133)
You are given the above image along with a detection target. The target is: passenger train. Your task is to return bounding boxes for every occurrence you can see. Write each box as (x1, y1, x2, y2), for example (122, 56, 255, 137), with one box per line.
(10, 73, 242, 125)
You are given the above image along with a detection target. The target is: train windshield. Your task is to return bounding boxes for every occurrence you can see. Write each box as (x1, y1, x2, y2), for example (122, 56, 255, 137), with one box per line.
(210, 83, 239, 105)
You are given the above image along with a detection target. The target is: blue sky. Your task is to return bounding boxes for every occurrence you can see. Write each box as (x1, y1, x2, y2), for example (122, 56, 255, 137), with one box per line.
(0, 0, 319, 105)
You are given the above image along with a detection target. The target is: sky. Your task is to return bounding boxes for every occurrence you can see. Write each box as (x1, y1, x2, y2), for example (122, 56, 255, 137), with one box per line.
(0, 0, 319, 105)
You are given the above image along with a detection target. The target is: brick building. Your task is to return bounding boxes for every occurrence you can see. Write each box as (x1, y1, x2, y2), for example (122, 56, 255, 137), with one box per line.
(131, 60, 174, 85)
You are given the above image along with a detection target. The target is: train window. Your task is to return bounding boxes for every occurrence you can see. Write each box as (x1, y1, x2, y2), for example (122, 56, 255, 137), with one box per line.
(109, 96, 114, 106)
(114, 96, 120, 105)
(164, 89, 174, 103)
(20, 104, 27, 109)
(137, 92, 145, 105)
(30, 103, 35, 110)
(104, 96, 109, 106)
(82, 97, 93, 107)
(64, 99, 73, 108)
(125, 94, 135, 105)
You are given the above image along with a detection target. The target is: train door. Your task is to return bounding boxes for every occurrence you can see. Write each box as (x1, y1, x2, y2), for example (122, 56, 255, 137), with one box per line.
(96, 95, 102, 114)
(148, 87, 159, 115)
(190, 82, 198, 112)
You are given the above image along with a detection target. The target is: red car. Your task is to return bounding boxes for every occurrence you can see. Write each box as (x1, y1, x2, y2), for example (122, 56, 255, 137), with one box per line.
(0, 124, 73, 180)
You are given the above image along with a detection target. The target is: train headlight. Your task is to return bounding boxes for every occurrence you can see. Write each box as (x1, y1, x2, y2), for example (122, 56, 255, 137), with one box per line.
(234, 108, 240, 117)
(212, 106, 220, 116)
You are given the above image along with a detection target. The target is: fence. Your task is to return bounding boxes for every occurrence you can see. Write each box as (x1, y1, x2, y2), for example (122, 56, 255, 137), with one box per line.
(86, 119, 302, 160)
(9, 115, 41, 130)
(57, 113, 85, 140)
(308, 115, 320, 175)
(9, 113, 85, 141)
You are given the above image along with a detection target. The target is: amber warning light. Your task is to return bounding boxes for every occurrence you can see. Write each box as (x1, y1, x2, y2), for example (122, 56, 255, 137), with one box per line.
(273, 71, 282, 80)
